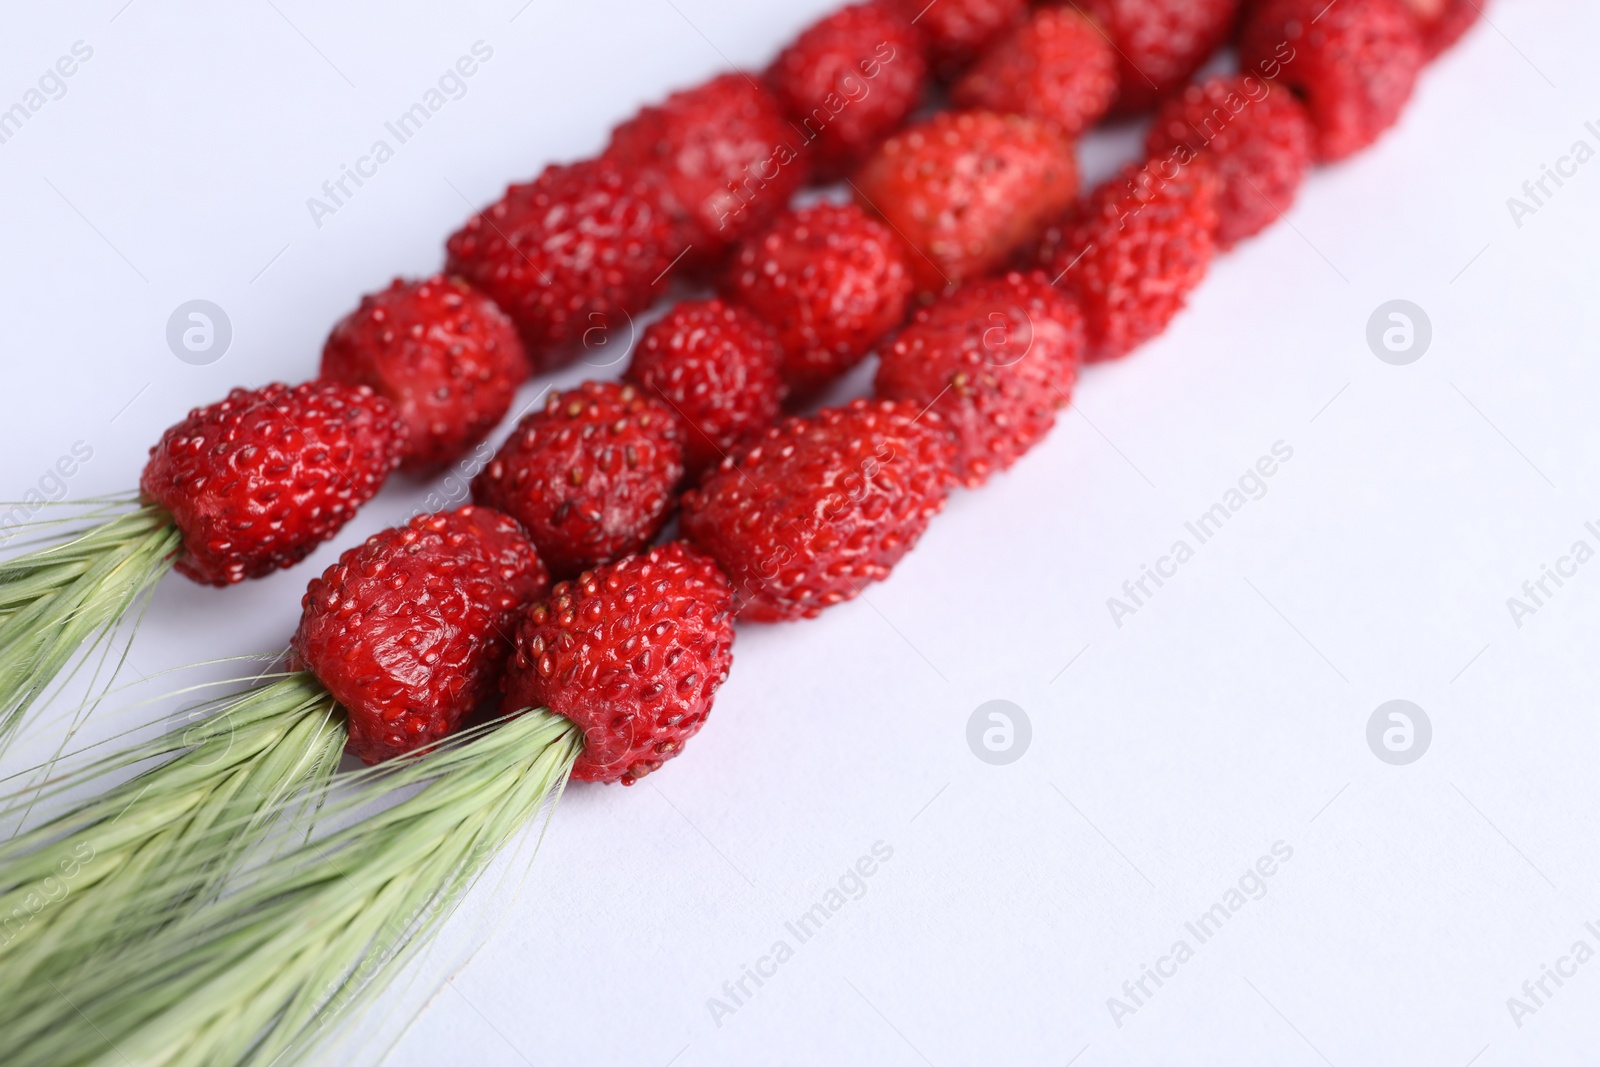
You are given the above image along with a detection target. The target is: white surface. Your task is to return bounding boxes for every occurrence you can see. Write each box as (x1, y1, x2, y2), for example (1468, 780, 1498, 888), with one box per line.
(3, 1, 1599, 1064)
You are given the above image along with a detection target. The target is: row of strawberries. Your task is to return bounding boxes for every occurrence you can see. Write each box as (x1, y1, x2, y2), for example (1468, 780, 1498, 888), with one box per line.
(125, 0, 1475, 784)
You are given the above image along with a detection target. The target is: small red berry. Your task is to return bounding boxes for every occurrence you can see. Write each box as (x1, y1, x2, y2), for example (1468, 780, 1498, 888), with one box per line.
(1079, 0, 1241, 113)
(624, 298, 786, 478)
(501, 541, 735, 785)
(875, 272, 1083, 486)
(853, 109, 1080, 294)
(444, 158, 677, 373)
(139, 381, 404, 587)
(681, 398, 955, 622)
(319, 275, 526, 474)
(1145, 74, 1314, 249)
(721, 202, 914, 396)
(888, 0, 1026, 79)
(292, 506, 549, 765)
(766, 2, 928, 181)
(951, 7, 1118, 137)
(1239, 0, 1424, 162)
(1040, 160, 1219, 362)
(1402, 0, 1483, 57)
(604, 72, 808, 259)
(471, 380, 685, 579)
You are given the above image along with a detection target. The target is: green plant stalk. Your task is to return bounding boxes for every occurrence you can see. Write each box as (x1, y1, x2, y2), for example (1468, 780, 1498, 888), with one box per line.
(0, 500, 180, 752)
(0, 672, 346, 1009)
(3, 709, 582, 1067)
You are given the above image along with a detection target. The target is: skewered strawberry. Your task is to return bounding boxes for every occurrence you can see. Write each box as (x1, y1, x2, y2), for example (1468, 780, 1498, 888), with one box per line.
(721, 201, 914, 396)
(623, 297, 787, 478)
(681, 398, 955, 621)
(444, 158, 679, 372)
(853, 109, 1079, 293)
(320, 274, 527, 473)
(875, 271, 1084, 486)
(502, 540, 735, 784)
(471, 381, 685, 578)
(766, 1, 928, 180)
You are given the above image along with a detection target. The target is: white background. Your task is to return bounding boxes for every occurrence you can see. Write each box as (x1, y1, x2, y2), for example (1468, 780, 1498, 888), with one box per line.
(3, 0, 1599, 1063)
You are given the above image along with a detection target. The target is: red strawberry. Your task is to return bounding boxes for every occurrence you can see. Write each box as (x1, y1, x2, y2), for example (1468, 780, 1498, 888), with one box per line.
(291, 507, 550, 764)
(766, 2, 928, 181)
(319, 275, 526, 474)
(1404, 0, 1482, 56)
(721, 201, 914, 396)
(1079, 0, 1241, 113)
(1145, 74, 1314, 249)
(624, 298, 786, 478)
(950, 7, 1118, 137)
(501, 541, 734, 785)
(1239, 0, 1424, 161)
(444, 158, 677, 373)
(681, 398, 955, 622)
(889, 0, 1026, 79)
(1040, 159, 1219, 362)
(853, 109, 1080, 294)
(471, 380, 684, 579)
(139, 381, 403, 587)
(875, 271, 1083, 486)
(604, 72, 808, 258)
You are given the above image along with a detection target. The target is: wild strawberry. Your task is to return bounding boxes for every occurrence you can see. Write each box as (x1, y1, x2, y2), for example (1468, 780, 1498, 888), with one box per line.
(1040, 160, 1219, 362)
(853, 109, 1079, 294)
(444, 158, 677, 373)
(1239, 0, 1424, 161)
(471, 381, 684, 579)
(950, 7, 1117, 137)
(1079, 0, 1241, 113)
(139, 381, 403, 586)
(766, 2, 928, 181)
(875, 272, 1083, 486)
(721, 202, 914, 396)
(624, 298, 786, 478)
(889, 0, 1026, 79)
(1145, 74, 1314, 249)
(501, 541, 734, 785)
(291, 507, 550, 764)
(681, 398, 955, 621)
(604, 72, 807, 259)
(1403, 0, 1482, 57)
(319, 275, 526, 474)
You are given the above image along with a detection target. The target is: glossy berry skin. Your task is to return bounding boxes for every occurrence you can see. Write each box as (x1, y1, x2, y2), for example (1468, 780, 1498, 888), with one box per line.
(444, 158, 677, 373)
(854, 110, 1079, 294)
(624, 298, 786, 478)
(722, 202, 914, 396)
(1239, 0, 1423, 162)
(471, 381, 685, 579)
(875, 272, 1084, 486)
(140, 381, 403, 587)
(766, 2, 928, 181)
(501, 541, 734, 785)
(1041, 160, 1219, 362)
(319, 275, 526, 474)
(1080, 0, 1241, 114)
(681, 398, 956, 622)
(604, 72, 807, 258)
(951, 8, 1117, 137)
(889, 0, 1025, 79)
(291, 507, 549, 765)
(1145, 75, 1314, 248)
